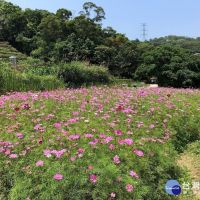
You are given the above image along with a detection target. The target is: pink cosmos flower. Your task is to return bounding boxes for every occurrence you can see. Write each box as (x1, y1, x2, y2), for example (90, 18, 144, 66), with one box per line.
(88, 165, 93, 170)
(0, 100, 5, 108)
(34, 124, 41, 131)
(130, 170, 139, 179)
(124, 138, 133, 146)
(9, 154, 18, 158)
(89, 174, 97, 184)
(68, 134, 80, 141)
(5, 149, 11, 155)
(34, 124, 44, 132)
(51, 149, 66, 158)
(109, 144, 115, 151)
(133, 149, 144, 157)
(113, 155, 121, 164)
(127, 131, 133, 135)
(127, 118, 132, 124)
(126, 184, 134, 192)
(137, 122, 144, 128)
(54, 122, 62, 129)
(110, 192, 116, 198)
(77, 148, 85, 154)
(53, 173, 63, 181)
(61, 130, 68, 136)
(43, 149, 52, 158)
(114, 130, 122, 136)
(149, 124, 155, 129)
(36, 160, 44, 167)
(122, 108, 132, 114)
(118, 139, 125, 145)
(70, 157, 76, 161)
(99, 133, 106, 138)
(72, 111, 79, 116)
(104, 136, 113, 144)
(150, 107, 155, 112)
(68, 118, 78, 123)
(84, 133, 94, 138)
(46, 114, 54, 119)
(16, 133, 24, 139)
(89, 138, 99, 145)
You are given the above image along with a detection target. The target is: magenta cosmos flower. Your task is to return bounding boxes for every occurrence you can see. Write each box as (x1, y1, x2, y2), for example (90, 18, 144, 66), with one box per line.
(124, 138, 133, 146)
(126, 184, 134, 192)
(130, 170, 139, 179)
(89, 174, 97, 184)
(133, 149, 144, 157)
(53, 173, 63, 181)
(16, 133, 24, 139)
(114, 130, 123, 136)
(68, 134, 80, 141)
(113, 155, 121, 164)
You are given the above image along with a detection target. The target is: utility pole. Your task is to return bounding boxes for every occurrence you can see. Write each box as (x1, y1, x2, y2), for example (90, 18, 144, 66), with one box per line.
(0, 17, 3, 41)
(141, 23, 147, 41)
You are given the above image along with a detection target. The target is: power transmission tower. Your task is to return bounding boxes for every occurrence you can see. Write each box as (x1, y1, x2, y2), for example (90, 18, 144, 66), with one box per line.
(141, 23, 147, 41)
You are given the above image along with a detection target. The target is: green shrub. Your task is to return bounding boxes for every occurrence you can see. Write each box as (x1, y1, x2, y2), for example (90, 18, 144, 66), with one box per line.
(58, 62, 111, 87)
(171, 115, 200, 153)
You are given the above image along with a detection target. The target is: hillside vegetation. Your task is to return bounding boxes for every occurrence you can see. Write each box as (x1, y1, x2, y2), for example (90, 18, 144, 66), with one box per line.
(0, 0, 200, 88)
(0, 42, 26, 60)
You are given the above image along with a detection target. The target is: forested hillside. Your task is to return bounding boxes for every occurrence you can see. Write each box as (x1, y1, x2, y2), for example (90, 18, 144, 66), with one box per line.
(0, 0, 200, 87)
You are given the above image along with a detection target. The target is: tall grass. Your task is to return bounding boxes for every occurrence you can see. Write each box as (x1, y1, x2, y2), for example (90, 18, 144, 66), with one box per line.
(0, 62, 64, 93)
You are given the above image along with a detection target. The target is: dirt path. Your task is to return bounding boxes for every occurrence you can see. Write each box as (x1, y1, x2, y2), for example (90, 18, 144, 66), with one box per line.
(178, 153, 200, 200)
(148, 84, 158, 88)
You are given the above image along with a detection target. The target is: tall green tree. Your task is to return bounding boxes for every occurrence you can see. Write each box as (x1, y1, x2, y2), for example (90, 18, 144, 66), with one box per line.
(56, 9, 72, 21)
(0, 0, 25, 47)
(80, 2, 105, 23)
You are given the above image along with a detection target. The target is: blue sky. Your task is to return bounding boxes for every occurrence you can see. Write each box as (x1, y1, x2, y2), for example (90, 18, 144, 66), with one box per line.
(6, 0, 200, 40)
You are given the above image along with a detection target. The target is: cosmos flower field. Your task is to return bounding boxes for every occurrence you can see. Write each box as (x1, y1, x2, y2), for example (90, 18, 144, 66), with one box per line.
(0, 86, 200, 200)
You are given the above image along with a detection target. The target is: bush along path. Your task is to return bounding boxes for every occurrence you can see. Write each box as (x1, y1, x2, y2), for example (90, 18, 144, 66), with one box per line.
(0, 87, 200, 200)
